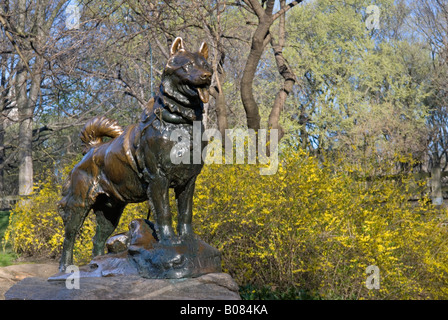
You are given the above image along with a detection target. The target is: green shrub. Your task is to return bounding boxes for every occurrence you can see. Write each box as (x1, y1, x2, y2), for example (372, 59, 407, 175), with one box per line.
(1, 210, 17, 266)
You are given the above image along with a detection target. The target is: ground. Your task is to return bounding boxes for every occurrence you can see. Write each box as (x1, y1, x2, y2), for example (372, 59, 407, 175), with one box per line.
(0, 262, 59, 300)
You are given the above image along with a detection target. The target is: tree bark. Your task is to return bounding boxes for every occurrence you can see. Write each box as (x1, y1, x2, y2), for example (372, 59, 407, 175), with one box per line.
(209, 44, 228, 140)
(268, 0, 297, 142)
(215, 88, 228, 138)
(240, 0, 302, 135)
(202, 0, 228, 141)
(14, 0, 32, 196)
(431, 158, 443, 205)
(240, 16, 271, 132)
(0, 63, 6, 208)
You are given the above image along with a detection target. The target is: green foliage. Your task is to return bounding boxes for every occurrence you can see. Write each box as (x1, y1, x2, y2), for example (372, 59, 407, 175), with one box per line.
(283, 0, 431, 162)
(0, 252, 17, 267)
(0, 210, 17, 266)
(0, 211, 9, 240)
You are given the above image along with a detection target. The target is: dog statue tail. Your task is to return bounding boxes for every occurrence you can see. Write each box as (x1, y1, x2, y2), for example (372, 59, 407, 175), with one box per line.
(80, 116, 124, 154)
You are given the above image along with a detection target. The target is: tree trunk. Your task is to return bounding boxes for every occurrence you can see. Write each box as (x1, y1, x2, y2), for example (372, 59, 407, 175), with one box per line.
(268, 0, 297, 142)
(15, 59, 34, 196)
(0, 77, 5, 209)
(15, 0, 46, 196)
(207, 4, 228, 143)
(240, 7, 273, 132)
(210, 48, 228, 140)
(210, 84, 228, 139)
(240, 0, 302, 135)
(215, 90, 228, 138)
(431, 160, 443, 206)
(18, 120, 33, 196)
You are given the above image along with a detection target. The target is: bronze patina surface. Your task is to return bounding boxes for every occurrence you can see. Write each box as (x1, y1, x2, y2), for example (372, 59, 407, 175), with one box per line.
(56, 37, 220, 278)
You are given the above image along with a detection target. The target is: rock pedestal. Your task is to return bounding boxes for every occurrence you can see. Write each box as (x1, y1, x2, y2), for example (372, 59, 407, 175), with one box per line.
(5, 219, 238, 300)
(5, 272, 240, 300)
(49, 218, 222, 280)
(0, 263, 59, 300)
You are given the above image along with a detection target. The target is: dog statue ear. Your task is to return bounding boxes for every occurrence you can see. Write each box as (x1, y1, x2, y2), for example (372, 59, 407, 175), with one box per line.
(170, 37, 185, 56)
(199, 42, 208, 60)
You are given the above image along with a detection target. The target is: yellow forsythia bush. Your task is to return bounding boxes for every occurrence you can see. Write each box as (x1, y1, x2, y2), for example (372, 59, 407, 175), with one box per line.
(192, 148, 448, 299)
(4, 148, 448, 299)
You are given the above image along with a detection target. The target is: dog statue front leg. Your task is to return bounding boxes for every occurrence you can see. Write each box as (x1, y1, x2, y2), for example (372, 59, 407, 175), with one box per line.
(175, 176, 196, 238)
(147, 178, 175, 244)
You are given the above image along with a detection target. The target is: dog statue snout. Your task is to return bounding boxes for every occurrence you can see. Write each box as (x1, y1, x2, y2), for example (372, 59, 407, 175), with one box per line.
(200, 72, 212, 82)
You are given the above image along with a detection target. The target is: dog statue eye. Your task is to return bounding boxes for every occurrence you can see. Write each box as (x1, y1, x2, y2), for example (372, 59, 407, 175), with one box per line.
(201, 61, 212, 72)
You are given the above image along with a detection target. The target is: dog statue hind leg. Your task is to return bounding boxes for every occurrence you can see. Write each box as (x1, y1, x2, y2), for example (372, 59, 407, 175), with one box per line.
(92, 196, 126, 257)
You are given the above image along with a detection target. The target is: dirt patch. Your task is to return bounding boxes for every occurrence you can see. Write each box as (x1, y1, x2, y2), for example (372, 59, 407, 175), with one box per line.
(0, 262, 59, 300)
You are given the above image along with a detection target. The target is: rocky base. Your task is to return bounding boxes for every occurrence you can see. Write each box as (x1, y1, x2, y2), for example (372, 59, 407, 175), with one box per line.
(4, 219, 234, 300)
(0, 263, 59, 300)
(5, 272, 241, 300)
(49, 218, 222, 280)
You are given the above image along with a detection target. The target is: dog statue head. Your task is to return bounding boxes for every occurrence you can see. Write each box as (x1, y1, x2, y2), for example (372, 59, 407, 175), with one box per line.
(161, 37, 213, 108)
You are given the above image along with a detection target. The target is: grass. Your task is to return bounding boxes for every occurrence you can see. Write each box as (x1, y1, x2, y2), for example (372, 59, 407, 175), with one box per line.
(0, 210, 9, 241)
(0, 252, 16, 267)
(0, 210, 17, 266)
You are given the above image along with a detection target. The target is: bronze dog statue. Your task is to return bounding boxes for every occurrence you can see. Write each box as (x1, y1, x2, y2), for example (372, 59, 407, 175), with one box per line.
(58, 37, 212, 271)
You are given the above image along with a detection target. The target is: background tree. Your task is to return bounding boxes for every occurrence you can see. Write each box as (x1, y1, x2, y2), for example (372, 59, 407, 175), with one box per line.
(281, 0, 431, 174)
(0, 0, 70, 196)
(413, 0, 448, 204)
(0, 0, 446, 205)
(239, 0, 303, 137)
